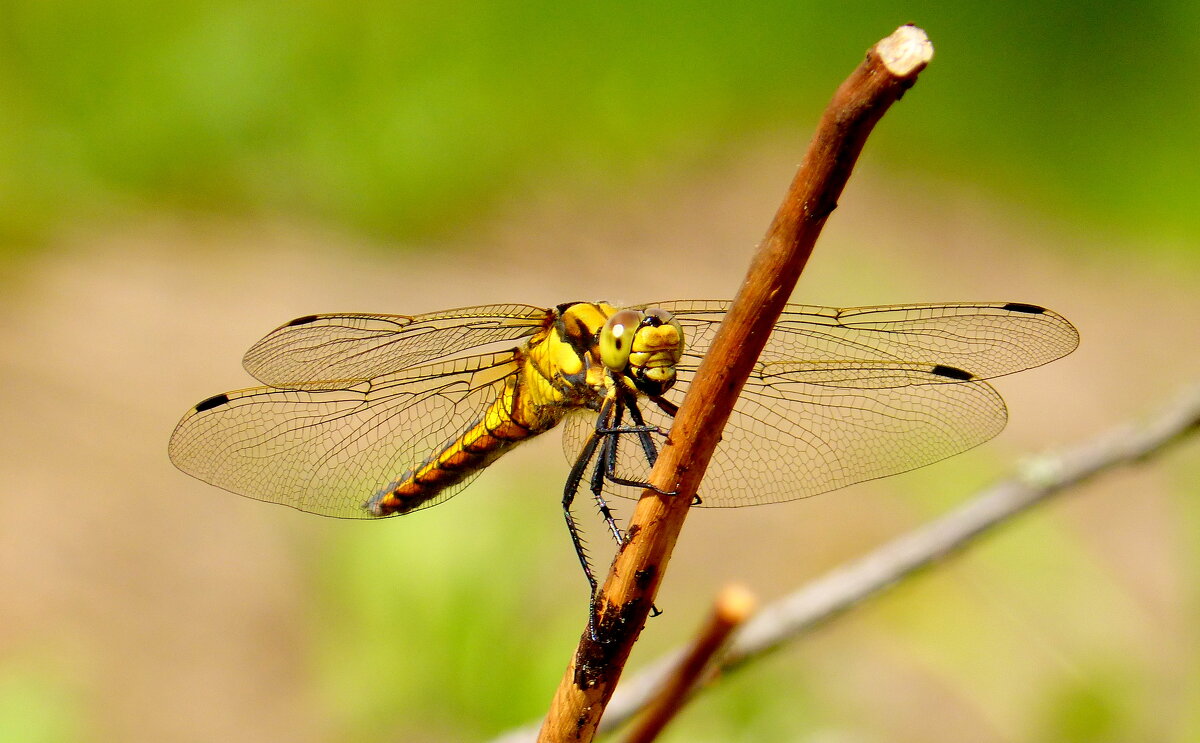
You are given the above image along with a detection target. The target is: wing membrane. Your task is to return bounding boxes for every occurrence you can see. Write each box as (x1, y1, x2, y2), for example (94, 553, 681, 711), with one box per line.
(694, 361, 1006, 506)
(170, 352, 520, 518)
(647, 300, 1079, 379)
(565, 300, 1078, 507)
(182, 298, 1077, 516)
(562, 361, 1006, 508)
(243, 304, 549, 389)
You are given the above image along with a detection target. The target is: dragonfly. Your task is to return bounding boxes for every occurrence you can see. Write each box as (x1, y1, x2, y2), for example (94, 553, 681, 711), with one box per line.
(169, 300, 1078, 597)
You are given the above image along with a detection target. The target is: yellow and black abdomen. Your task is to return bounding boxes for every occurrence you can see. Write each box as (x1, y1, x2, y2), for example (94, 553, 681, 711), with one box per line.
(365, 346, 577, 517)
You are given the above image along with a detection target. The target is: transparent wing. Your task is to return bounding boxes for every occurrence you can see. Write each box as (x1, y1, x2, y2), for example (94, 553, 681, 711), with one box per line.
(243, 304, 550, 389)
(646, 300, 1080, 378)
(563, 362, 1007, 507)
(169, 352, 520, 518)
(564, 301, 1079, 507)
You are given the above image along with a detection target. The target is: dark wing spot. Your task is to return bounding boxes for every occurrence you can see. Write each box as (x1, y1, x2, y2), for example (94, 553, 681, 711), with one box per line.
(286, 314, 320, 326)
(194, 393, 231, 412)
(1001, 302, 1046, 314)
(930, 364, 975, 381)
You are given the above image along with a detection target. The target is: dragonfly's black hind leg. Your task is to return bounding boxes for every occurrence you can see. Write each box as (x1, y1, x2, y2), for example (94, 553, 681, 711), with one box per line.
(594, 396, 678, 618)
(563, 434, 606, 643)
(564, 397, 655, 639)
(565, 394, 680, 637)
(562, 427, 605, 603)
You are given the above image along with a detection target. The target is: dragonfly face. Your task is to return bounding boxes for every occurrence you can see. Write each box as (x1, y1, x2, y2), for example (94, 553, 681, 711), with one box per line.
(598, 307, 686, 398)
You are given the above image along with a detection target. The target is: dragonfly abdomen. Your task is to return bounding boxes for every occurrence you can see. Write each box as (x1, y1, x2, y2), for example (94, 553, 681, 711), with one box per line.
(365, 370, 561, 517)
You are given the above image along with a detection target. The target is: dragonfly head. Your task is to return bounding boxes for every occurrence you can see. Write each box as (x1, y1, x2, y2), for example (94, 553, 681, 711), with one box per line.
(599, 307, 685, 397)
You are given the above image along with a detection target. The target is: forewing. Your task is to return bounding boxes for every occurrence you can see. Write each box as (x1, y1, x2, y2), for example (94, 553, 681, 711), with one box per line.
(169, 352, 520, 518)
(243, 304, 550, 389)
(648, 300, 1079, 380)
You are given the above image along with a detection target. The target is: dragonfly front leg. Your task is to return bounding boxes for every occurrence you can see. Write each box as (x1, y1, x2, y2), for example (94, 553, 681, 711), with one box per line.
(624, 397, 660, 468)
(602, 397, 677, 497)
(592, 429, 666, 493)
(638, 396, 696, 504)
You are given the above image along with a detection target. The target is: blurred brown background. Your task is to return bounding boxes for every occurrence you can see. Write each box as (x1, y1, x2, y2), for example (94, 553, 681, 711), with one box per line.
(2, 4, 1198, 742)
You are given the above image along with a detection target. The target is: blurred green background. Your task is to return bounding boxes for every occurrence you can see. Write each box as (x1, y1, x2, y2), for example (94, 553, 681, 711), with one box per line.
(1, 2, 1198, 742)
(4, 1, 1199, 254)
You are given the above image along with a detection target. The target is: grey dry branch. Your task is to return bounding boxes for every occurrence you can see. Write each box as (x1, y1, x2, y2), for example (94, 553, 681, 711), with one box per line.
(490, 384, 1200, 743)
(536, 25, 934, 743)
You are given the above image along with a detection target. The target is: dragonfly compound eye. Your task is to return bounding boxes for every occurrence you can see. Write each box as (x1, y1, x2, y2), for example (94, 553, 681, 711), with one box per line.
(600, 309, 644, 372)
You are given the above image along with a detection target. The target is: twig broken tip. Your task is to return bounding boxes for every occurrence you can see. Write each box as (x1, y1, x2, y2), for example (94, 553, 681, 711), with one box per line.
(715, 583, 758, 624)
(876, 25, 934, 77)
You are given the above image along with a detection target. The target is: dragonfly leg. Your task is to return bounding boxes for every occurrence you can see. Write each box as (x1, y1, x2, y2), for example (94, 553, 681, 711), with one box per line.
(570, 395, 675, 637)
(624, 401, 660, 467)
(591, 400, 661, 487)
(641, 397, 697, 503)
(590, 400, 667, 624)
(590, 395, 661, 496)
(563, 428, 604, 602)
(625, 399, 661, 466)
(607, 400, 677, 498)
(593, 418, 666, 494)
(593, 423, 659, 435)
(590, 429, 626, 545)
(572, 396, 633, 642)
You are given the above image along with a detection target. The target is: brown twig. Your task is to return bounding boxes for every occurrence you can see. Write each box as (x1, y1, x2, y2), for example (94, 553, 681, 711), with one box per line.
(622, 585, 757, 743)
(536, 25, 934, 742)
(489, 384, 1200, 743)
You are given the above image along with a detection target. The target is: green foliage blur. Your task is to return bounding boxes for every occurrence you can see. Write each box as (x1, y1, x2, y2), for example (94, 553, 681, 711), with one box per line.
(2, 1, 1198, 254)
(3, 3, 1198, 742)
